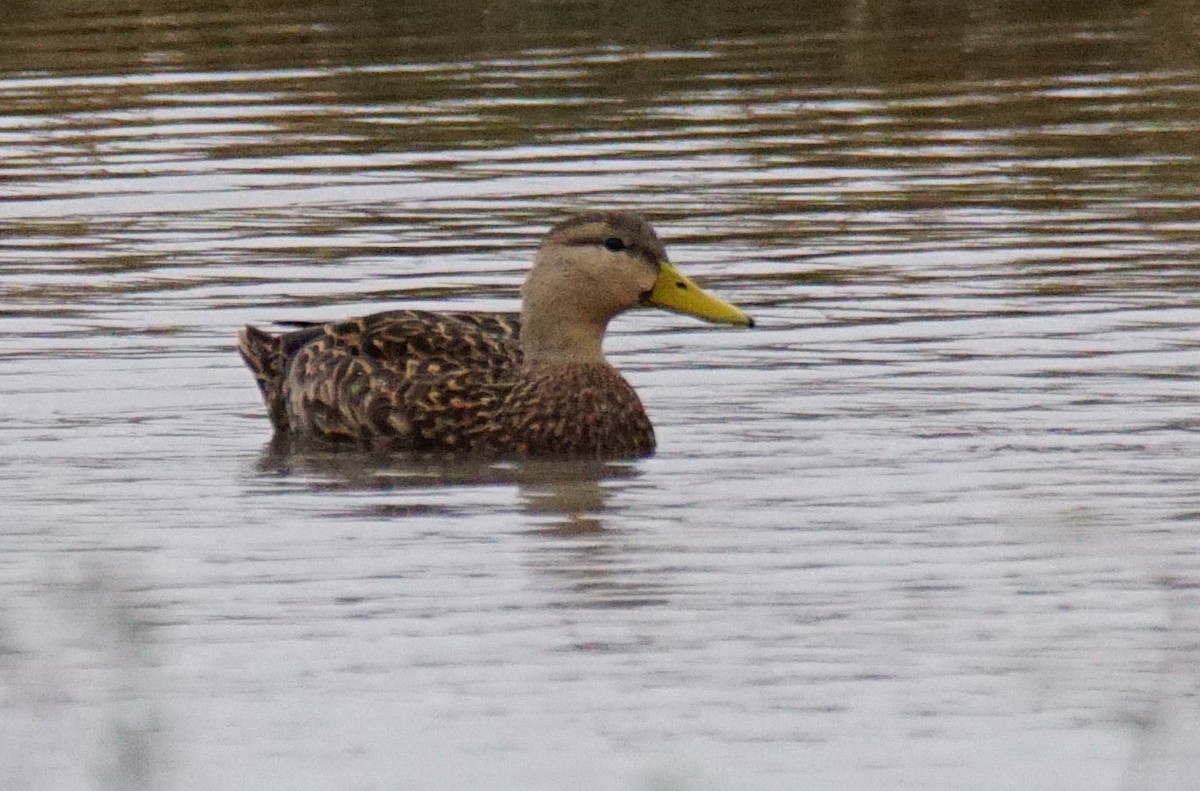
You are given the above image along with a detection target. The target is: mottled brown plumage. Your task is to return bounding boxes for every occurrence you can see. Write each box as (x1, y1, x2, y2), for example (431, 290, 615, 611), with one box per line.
(238, 212, 753, 458)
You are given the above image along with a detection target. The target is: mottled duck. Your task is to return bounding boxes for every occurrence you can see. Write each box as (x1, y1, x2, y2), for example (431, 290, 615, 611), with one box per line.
(238, 211, 754, 458)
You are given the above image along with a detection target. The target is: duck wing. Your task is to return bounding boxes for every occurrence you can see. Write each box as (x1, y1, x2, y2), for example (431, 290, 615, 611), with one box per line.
(239, 310, 524, 449)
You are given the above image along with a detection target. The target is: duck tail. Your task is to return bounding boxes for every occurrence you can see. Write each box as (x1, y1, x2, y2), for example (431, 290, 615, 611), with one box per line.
(237, 325, 288, 430)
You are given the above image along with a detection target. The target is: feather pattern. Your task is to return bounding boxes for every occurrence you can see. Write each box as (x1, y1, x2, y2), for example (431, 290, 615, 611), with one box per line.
(237, 211, 751, 459)
(239, 309, 654, 457)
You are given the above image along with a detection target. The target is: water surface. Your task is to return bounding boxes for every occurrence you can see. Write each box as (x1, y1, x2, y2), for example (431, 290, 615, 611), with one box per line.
(3, 1, 1200, 789)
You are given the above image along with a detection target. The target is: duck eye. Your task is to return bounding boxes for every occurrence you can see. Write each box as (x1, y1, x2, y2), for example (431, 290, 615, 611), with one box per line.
(603, 237, 626, 252)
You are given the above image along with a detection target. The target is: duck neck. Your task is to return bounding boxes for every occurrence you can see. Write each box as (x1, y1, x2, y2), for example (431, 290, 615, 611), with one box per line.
(520, 306, 609, 367)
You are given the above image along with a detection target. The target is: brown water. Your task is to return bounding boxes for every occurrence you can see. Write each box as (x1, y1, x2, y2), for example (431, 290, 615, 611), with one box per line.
(3, 1, 1200, 789)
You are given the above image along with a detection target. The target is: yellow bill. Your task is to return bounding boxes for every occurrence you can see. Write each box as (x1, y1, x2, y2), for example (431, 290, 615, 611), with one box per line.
(644, 260, 755, 327)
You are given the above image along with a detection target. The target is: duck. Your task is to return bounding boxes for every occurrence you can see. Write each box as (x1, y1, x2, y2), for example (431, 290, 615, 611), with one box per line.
(237, 211, 754, 458)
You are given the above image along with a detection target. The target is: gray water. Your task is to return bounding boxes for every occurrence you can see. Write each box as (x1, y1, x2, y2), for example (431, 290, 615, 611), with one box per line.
(2, 1, 1200, 789)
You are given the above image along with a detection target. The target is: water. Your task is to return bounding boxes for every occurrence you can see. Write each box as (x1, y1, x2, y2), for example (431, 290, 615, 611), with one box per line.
(2, 1, 1200, 789)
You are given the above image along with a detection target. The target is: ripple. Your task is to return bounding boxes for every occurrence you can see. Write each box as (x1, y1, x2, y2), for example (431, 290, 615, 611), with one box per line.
(3, 3, 1200, 790)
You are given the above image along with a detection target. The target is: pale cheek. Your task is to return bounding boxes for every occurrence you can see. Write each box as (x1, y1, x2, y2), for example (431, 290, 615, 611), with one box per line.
(627, 265, 657, 298)
(618, 272, 652, 305)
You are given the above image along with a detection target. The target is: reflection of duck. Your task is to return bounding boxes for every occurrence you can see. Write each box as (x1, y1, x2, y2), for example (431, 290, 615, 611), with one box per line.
(514, 462, 673, 609)
(252, 448, 665, 608)
(517, 459, 634, 534)
(238, 212, 753, 458)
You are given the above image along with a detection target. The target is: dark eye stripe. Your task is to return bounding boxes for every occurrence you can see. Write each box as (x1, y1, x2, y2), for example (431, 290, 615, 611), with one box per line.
(604, 237, 626, 252)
